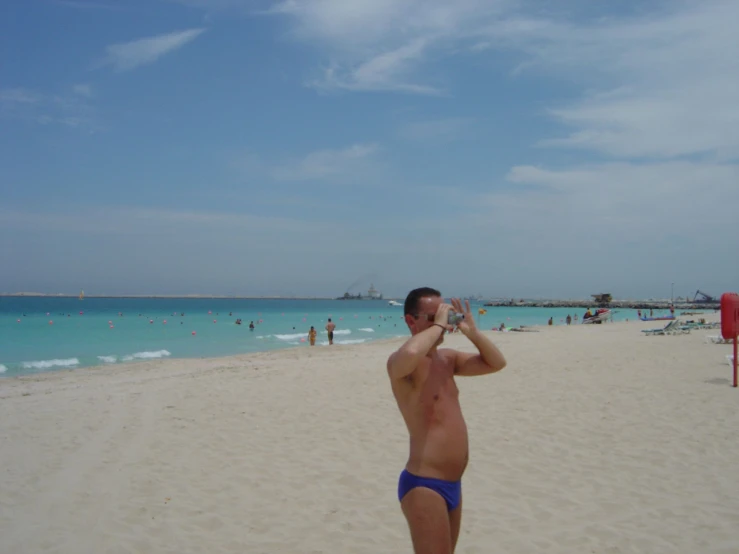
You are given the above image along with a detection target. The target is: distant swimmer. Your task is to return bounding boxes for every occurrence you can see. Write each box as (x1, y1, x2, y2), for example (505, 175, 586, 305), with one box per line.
(235, 319, 242, 325)
(325, 318, 336, 345)
(249, 321, 255, 330)
(309, 326, 317, 346)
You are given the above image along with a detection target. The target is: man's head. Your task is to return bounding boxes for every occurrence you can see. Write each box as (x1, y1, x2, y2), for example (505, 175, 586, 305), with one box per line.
(404, 287, 444, 339)
(328, 318, 332, 322)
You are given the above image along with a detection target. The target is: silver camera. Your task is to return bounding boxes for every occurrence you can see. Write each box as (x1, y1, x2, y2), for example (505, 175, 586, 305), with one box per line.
(448, 312, 465, 325)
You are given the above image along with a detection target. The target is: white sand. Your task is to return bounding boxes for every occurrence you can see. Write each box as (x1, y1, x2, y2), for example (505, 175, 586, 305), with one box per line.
(1, 315, 738, 553)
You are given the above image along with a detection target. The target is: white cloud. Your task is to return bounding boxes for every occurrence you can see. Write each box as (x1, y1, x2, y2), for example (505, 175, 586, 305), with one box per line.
(271, 143, 379, 181)
(72, 84, 93, 97)
(465, 160, 739, 260)
(270, 0, 511, 94)
(0, 87, 98, 130)
(102, 28, 205, 71)
(310, 39, 441, 95)
(478, 1, 739, 160)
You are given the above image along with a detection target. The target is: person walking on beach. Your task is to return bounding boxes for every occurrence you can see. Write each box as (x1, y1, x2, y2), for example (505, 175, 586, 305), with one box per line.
(325, 318, 336, 345)
(308, 326, 317, 346)
(387, 287, 506, 553)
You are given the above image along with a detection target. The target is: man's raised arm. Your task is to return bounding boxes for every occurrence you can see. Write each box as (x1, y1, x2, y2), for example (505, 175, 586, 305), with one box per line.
(387, 324, 447, 380)
(454, 330, 507, 376)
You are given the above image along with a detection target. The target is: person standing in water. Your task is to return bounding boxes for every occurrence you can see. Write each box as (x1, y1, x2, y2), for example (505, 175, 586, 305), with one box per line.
(308, 326, 317, 346)
(325, 318, 336, 345)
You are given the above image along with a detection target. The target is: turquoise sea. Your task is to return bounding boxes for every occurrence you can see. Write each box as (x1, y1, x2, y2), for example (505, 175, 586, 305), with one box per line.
(0, 297, 639, 377)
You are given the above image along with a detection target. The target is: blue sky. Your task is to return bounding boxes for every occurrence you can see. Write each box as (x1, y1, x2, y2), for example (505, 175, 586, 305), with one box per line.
(1, 0, 738, 299)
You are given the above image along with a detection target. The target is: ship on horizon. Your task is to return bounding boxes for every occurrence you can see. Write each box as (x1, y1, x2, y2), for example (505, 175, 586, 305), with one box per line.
(336, 283, 383, 300)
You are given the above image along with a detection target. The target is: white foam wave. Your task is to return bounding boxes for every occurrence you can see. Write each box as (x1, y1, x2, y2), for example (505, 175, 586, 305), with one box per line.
(358, 328, 375, 332)
(0, 364, 7, 374)
(97, 356, 117, 364)
(274, 333, 308, 341)
(22, 358, 80, 370)
(333, 329, 351, 335)
(121, 350, 171, 362)
(320, 338, 367, 346)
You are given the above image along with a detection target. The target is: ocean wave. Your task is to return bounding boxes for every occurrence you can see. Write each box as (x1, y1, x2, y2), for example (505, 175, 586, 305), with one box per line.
(358, 328, 375, 332)
(274, 333, 307, 341)
(0, 364, 7, 373)
(97, 355, 118, 364)
(333, 329, 351, 336)
(319, 338, 367, 346)
(121, 350, 171, 362)
(21, 358, 80, 370)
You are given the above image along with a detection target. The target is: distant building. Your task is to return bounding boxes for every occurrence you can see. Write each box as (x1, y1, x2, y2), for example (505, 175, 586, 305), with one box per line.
(337, 283, 383, 300)
(367, 283, 382, 300)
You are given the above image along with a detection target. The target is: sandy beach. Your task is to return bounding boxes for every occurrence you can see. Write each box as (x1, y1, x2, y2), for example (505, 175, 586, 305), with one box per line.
(1, 315, 737, 554)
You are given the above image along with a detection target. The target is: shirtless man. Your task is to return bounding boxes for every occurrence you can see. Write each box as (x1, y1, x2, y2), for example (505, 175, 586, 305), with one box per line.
(387, 287, 507, 553)
(325, 318, 336, 345)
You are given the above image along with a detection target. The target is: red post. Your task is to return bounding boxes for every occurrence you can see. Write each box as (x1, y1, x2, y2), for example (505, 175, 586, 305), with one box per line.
(720, 293, 739, 388)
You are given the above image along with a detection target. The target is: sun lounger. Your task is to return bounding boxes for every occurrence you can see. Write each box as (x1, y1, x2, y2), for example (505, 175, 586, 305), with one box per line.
(642, 320, 689, 335)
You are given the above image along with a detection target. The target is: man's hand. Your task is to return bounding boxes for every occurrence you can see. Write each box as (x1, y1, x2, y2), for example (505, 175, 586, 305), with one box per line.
(434, 302, 454, 331)
(451, 298, 478, 337)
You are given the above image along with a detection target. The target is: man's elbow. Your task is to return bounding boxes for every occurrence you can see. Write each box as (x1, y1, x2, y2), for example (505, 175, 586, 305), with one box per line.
(491, 357, 506, 373)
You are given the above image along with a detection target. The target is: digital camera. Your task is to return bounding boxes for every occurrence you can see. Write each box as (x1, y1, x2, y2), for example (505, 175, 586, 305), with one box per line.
(448, 312, 465, 325)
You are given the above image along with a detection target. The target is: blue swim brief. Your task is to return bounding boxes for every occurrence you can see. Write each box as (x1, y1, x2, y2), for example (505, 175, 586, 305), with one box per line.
(397, 469, 462, 512)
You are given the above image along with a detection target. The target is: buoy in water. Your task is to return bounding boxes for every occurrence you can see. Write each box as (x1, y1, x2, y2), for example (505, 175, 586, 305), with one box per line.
(192, 331, 196, 335)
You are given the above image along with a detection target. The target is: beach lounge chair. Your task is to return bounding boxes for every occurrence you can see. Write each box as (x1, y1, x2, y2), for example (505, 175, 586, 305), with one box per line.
(641, 320, 689, 336)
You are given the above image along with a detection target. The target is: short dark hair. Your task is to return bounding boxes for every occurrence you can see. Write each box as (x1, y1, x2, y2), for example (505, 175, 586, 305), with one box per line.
(328, 318, 332, 321)
(404, 287, 441, 316)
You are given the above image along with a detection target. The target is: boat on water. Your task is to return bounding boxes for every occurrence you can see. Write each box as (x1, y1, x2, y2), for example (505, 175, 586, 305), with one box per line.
(336, 283, 384, 300)
(79, 289, 84, 300)
(582, 308, 611, 324)
(388, 300, 402, 307)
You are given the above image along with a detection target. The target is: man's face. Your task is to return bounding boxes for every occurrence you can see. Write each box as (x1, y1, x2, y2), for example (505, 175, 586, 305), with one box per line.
(406, 295, 444, 341)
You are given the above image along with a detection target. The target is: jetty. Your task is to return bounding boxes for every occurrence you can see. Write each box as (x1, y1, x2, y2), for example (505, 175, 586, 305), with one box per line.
(483, 298, 719, 310)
